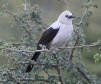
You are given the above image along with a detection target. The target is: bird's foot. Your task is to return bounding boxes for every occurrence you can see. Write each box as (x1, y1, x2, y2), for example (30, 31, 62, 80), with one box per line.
(46, 46, 51, 50)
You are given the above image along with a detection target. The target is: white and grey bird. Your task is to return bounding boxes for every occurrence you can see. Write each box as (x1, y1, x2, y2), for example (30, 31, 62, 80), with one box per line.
(26, 10, 76, 72)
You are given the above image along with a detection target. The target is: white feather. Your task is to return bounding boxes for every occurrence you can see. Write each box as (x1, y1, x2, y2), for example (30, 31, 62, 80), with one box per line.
(49, 10, 74, 47)
(47, 21, 60, 29)
(50, 22, 73, 47)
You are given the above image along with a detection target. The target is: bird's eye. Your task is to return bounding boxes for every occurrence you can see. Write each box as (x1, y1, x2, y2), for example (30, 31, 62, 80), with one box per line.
(65, 15, 68, 17)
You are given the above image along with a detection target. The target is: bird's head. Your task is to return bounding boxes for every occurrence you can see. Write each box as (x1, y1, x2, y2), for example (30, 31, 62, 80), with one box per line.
(58, 10, 76, 24)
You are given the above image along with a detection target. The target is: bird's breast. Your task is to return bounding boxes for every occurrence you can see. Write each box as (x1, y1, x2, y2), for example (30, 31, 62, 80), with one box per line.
(50, 25, 73, 47)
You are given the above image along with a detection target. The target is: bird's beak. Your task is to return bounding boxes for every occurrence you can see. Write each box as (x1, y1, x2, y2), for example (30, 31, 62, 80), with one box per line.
(68, 15, 76, 19)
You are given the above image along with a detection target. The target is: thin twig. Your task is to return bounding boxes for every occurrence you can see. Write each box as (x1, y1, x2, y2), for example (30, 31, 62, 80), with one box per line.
(77, 8, 88, 27)
(54, 55, 64, 84)
(3, 71, 17, 82)
(4, 49, 18, 65)
(64, 43, 100, 49)
(68, 35, 79, 60)
(19, 78, 57, 83)
(77, 0, 93, 27)
(0, 79, 6, 82)
(18, 61, 57, 67)
(4, 6, 37, 42)
(63, 0, 68, 8)
(4, 48, 51, 53)
(44, 70, 50, 76)
(76, 67, 91, 83)
(90, 0, 93, 4)
(22, 3, 27, 10)
(4, 43, 101, 54)
(2, 71, 57, 83)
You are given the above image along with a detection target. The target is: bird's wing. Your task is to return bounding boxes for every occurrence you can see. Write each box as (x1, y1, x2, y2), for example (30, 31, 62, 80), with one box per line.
(26, 27, 59, 72)
(38, 27, 59, 46)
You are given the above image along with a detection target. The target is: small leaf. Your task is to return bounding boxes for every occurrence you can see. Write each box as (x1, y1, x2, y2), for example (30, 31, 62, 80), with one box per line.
(57, 0, 61, 2)
(87, 11, 92, 17)
(0, 12, 4, 18)
(85, 2, 91, 8)
(93, 4, 98, 8)
(84, 22, 89, 26)
(94, 53, 100, 63)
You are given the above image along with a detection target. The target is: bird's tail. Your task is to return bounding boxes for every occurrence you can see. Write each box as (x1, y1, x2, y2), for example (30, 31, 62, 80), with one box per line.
(26, 45, 41, 73)
(26, 52, 41, 72)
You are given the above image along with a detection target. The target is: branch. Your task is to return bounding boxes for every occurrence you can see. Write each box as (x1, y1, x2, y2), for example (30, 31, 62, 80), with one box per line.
(18, 61, 57, 67)
(0, 79, 6, 82)
(76, 67, 97, 84)
(18, 78, 57, 83)
(2, 71, 57, 83)
(4, 50, 18, 65)
(68, 35, 79, 60)
(76, 67, 91, 83)
(54, 54, 64, 84)
(55, 66, 64, 84)
(90, 0, 93, 4)
(44, 70, 50, 76)
(63, 0, 68, 8)
(77, 8, 88, 27)
(59, 43, 101, 49)
(77, 0, 93, 27)
(4, 6, 37, 42)
(4, 48, 51, 53)
(22, 3, 27, 10)
(4, 43, 101, 55)
(19, 78, 48, 82)
(3, 71, 17, 82)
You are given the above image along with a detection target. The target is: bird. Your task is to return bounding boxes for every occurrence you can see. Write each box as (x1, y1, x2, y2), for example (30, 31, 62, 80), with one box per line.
(26, 10, 76, 72)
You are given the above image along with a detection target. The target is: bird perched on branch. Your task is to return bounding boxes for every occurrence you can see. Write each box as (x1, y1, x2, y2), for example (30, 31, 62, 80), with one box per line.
(26, 10, 76, 72)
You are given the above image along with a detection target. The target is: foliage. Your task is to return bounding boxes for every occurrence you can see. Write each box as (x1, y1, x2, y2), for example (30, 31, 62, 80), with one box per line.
(0, 0, 101, 84)
(94, 53, 101, 63)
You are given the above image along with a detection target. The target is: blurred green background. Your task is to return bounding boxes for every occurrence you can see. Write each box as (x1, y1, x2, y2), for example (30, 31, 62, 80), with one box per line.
(0, 0, 101, 77)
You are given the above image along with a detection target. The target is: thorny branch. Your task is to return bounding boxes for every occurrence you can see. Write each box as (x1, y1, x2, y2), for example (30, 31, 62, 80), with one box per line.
(4, 50, 19, 66)
(77, 8, 89, 26)
(22, 3, 27, 10)
(4, 43, 101, 54)
(76, 67, 97, 84)
(77, 0, 93, 27)
(44, 70, 50, 76)
(2, 1, 99, 84)
(76, 67, 91, 83)
(68, 0, 95, 83)
(63, 0, 68, 8)
(68, 35, 79, 60)
(18, 61, 57, 67)
(1, 71, 57, 83)
(3, 42, 101, 84)
(3, 71, 17, 82)
(0, 79, 6, 82)
(2, 42, 100, 83)
(54, 54, 64, 84)
(4, 6, 37, 43)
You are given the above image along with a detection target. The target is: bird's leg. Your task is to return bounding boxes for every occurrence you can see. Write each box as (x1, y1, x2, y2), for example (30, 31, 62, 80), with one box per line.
(46, 45, 51, 50)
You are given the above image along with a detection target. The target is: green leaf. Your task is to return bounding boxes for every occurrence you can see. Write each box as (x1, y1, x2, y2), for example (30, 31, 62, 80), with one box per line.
(85, 2, 91, 8)
(57, 0, 61, 2)
(0, 12, 3, 18)
(84, 22, 89, 26)
(93, 4, 98, 8)
(94, 53, 100, 63)
(87, 11, 92, 17)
